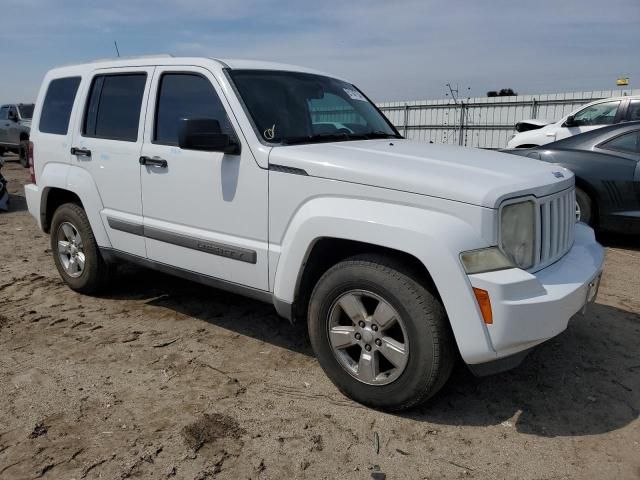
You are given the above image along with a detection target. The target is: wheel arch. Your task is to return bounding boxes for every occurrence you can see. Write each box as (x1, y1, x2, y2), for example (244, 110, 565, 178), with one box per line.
(291, 238, 440, 324)
(41, 187, 83, 232)
(271, 197, 496, 364)
(573, 176, 600, 225)
(38, 163, 111, 247)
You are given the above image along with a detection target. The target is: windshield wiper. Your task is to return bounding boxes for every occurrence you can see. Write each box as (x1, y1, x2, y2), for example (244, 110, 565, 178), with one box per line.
(281, 131, 400, 145)
(281, 133, 361, 145)
(358, 131, 402, 139)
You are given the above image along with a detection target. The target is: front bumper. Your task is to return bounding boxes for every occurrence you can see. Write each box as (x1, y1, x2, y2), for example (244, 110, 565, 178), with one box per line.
(467, 222, 604, 364)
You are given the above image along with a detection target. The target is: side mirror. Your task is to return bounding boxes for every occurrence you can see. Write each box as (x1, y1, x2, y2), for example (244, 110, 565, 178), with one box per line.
(8, 111, 17, 122)
(564, 115, 576, 127)
(178, 118, 240, 154)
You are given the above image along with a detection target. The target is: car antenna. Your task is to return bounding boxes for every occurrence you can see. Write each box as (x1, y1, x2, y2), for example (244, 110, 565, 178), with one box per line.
(114, 40, 121, 58)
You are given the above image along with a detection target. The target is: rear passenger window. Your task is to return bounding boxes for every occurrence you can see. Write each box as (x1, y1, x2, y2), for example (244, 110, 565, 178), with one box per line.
(83, 74, 146, 142)
(39, 77, 81, 135)
(154, 73, 233, 145)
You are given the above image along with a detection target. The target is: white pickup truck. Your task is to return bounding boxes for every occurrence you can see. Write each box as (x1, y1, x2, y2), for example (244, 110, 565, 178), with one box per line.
(24, 56, 604, 410)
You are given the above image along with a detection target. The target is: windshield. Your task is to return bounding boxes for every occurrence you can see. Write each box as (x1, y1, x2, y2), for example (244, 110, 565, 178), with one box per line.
(17, 104, 34, 119)
(228, 70, 400, 145)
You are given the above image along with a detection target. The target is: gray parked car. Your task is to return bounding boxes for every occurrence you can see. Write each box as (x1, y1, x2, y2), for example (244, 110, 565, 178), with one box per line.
(0, 103, 34, 167)
(505, 121, 640, 234)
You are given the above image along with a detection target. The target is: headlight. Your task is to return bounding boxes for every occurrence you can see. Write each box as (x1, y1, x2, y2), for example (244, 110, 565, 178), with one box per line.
(500, 200, 536, 269)
(460, 247, 514, 274)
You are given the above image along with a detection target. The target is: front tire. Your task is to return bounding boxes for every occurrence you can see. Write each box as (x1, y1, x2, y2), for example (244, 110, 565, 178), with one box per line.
(575, 187, 593, 226)
(308, 254, 455, 411)
(50, 203, 111, 294)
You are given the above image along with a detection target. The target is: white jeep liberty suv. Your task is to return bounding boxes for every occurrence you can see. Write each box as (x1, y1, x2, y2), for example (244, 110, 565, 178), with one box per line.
(25, 56, 604, 410)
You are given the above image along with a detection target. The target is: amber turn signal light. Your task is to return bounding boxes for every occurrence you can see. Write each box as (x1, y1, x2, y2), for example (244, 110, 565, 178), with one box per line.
(473, 288, 493, 324)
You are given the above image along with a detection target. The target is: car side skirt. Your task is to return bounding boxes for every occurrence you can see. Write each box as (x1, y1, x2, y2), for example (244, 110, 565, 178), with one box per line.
(100, 247, 274, 305)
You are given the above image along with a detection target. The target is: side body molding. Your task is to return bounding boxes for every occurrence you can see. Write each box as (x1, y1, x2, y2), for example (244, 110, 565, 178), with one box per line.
(271, 197, 497, 364)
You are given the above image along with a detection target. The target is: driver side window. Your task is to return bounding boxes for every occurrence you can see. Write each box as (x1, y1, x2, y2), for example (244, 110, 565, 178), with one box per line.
(154, 73, 234, 146)
(572, 101, 620, 127)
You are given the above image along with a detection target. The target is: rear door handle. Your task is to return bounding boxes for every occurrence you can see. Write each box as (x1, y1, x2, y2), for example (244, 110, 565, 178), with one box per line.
(139, 156, 168, 168)
(70, 147, 92, 157)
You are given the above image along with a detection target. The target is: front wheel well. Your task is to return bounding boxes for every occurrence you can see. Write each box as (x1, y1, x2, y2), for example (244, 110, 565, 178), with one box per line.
(42, 188, 83, 233)
(19, 132, 29, 142)
(292, 237, 440, 323)
(574, 179, 599, 225)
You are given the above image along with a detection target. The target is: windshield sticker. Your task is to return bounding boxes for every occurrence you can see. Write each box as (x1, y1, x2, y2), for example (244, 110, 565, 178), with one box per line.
(343, 87, 367, 102)
(264, 124, 276, 140)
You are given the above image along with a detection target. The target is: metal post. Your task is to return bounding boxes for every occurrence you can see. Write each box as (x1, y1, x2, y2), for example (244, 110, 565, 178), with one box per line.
(403, 103, 409, 137)
(458, 102, 465, 146)
(531, 98, 538, 119)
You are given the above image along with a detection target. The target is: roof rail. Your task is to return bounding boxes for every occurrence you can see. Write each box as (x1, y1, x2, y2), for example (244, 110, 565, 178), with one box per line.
(89, 54, 174, 63)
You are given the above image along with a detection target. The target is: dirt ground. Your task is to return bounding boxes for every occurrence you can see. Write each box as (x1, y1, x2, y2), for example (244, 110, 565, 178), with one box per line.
(0, 156, 638, 480)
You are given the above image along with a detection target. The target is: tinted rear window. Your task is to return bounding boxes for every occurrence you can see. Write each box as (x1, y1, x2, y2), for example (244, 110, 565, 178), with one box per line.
(39, 77, 81, 135)
(84, 74, 146, 142)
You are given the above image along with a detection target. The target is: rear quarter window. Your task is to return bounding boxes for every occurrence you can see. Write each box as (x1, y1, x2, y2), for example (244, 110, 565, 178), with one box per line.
(600, 131, 640, 154)
(39, 77, 81, 135)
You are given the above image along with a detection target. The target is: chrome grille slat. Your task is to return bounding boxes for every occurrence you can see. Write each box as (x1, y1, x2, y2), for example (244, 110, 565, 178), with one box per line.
(552, 199, 559, 258)
(542, 202, 551, 261)
(537, 188, 575, 269)
(560, 194, 566, 251)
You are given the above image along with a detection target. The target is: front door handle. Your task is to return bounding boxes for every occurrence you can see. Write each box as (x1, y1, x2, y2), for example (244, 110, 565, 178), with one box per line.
(139, 156, 168, 168)
(70, 147, 92, 157)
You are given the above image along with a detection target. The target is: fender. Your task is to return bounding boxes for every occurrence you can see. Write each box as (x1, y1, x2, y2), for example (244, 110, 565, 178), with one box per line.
(272, 197, 497, 364)
(40, 163, 111, 248)
(551, 163, 600, 212)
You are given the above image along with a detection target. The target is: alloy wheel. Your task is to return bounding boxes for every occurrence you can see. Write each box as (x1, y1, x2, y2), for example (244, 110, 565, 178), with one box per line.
(327, 290, 409, 385)
(56, 222, 85, 278)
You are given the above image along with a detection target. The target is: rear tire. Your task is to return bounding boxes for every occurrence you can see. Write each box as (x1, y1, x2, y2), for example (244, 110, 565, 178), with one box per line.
(19, 141, 29, 168)
(50, 203, 111, 294)
(308, 254, 455, 411)
(576, 187, 593, 226)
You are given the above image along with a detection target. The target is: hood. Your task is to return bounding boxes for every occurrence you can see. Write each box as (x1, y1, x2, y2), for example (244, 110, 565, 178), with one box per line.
(268, 139, 573, 208)
(515, 118, 554, 132)
(19, 119, 32, 128)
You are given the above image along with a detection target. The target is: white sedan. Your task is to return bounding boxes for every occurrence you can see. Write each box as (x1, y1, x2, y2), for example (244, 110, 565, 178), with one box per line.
(507, 95, 640, 148)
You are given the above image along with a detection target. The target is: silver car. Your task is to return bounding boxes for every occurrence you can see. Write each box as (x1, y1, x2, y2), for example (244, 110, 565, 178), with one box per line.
(0, 103, 34, 167)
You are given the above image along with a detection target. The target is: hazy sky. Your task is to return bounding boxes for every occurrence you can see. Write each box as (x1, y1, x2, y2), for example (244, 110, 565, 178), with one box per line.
(1, 0, 638, 104)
